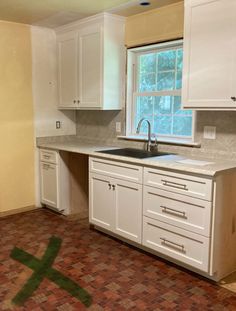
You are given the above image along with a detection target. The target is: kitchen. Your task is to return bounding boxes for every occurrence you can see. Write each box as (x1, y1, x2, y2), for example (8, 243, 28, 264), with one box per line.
(1, 0, 236, 309)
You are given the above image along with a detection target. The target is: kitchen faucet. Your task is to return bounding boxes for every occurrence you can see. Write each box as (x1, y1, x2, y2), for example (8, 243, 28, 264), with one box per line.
(136, 118, 158, 152)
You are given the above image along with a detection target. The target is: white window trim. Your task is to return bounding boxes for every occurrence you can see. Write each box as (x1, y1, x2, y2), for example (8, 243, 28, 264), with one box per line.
(124, 39, 198, 147)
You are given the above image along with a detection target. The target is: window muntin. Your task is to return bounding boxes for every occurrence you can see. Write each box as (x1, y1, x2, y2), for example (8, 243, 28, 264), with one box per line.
(128, 41, 194, 142)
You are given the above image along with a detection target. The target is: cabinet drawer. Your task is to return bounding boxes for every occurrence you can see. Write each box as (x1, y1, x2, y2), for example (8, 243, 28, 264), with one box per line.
(144, 167, 212, 201)
(40, 149, 58, 164)
(143, 187, 212, 236)
(89, 157, 143, 184)
(143, 217, 210, 272)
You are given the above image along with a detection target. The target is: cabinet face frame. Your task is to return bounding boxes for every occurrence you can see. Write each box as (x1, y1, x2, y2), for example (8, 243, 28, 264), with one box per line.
(182, 0, 236, 110)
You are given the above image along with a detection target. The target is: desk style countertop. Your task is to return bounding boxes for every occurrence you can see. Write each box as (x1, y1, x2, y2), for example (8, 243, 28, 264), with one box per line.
(37, 141, 236, 177)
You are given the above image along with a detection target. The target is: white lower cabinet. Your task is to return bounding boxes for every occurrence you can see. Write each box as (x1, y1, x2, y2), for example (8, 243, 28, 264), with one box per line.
(40, 149, 70, 214)
(89, 158, 142, 243)
(142, 166, 212, 274)
(89, 156, 236, 280)
(89, 173, 142, 243)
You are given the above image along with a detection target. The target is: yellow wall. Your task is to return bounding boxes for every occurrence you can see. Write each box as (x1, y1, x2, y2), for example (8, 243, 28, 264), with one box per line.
(125, 1, 184, 47)
(0, 21, 35, 213)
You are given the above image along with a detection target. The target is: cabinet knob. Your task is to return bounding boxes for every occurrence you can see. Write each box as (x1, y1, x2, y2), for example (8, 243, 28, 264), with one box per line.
(73, 100, 76, 103)
(77, 100, 80, 104)
(108, 183, 112, 190)
(112, 185, 116, 191)
(231, 97, 236, 101)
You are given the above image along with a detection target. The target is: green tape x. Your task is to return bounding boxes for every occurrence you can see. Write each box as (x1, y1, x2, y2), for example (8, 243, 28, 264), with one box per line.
(10, 236, 92, 307)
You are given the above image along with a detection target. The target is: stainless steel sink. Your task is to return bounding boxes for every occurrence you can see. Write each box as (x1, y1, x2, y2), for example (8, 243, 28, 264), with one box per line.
(96, 148, 171, 159)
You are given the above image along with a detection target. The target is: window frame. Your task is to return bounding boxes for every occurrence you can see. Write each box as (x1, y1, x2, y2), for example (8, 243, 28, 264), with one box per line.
(125, 39, 197, 145)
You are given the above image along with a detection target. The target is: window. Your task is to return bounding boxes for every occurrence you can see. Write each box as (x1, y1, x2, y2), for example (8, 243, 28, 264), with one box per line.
(126, 40, 195, 144)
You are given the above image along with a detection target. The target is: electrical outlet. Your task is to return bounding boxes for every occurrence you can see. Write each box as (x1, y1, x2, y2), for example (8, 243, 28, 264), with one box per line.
(56, 121, 61, 129)
(116, 122, 121, 133)
(203, 126, 216, 139)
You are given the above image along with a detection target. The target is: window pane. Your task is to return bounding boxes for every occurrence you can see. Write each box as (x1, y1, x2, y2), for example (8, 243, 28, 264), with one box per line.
(135, 97, 153, 134)
(158, 50, 176, 71)
(139, 53, 156, 92)
(140, 53, 156, 73)
(175, 71, 182, 89)
(173, 96, 192, 115)
(136, 96, 153, 115)
(173, 116, 192, 136)
(154, 96, 172, 114)
(177, 49, 183, 70)
(154, 116, 172, 135)
(157, 71, 175, 91)
(139, 73, 156, 92)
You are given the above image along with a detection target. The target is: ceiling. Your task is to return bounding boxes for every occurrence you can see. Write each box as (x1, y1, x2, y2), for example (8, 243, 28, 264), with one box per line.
(0, 0, 182, 28)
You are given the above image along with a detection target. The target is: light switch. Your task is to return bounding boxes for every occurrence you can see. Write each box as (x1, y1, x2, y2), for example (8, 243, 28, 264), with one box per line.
(56, 121, 61, 129)
(203, 126, 216, 139)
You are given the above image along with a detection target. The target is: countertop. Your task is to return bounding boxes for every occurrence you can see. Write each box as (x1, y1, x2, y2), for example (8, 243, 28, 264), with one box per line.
(37, 141, 236, 177)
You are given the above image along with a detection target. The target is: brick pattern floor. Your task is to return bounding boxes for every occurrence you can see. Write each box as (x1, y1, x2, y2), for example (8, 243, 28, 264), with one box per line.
(0, 209, 236, 310)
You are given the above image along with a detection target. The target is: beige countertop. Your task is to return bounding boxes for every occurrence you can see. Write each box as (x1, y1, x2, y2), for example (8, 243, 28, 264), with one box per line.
(37, 141, 236, 177)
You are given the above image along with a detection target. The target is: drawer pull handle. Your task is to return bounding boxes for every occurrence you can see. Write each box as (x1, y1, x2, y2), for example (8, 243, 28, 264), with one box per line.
(160, 237, 185, 253)
(161, 206, 187, 219)
(112, 185, 116, 191)
(108, 183, 112, 190)
(161, 179, 188, 191)
(43, 155, 51, 159)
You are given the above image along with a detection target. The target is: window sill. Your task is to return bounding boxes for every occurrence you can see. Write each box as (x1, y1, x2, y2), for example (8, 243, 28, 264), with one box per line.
(117, 135, 201, 148)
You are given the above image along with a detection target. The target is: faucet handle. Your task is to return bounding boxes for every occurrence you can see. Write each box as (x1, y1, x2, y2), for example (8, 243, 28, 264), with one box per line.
(150, 133, 158, 152)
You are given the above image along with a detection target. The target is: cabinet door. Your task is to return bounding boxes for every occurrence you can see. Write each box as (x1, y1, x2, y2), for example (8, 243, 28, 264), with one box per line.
(40, 162, 58, 208)
(78, 25, 102, 109)
(89, 173, 114, 230)
(182, 0, 236, 109)
(57, 32, 79, 109)
(114, 179, 142, 243)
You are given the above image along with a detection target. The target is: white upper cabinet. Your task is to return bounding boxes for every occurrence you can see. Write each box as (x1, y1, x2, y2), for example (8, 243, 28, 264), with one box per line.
(56, 13, 125, 110)
(182, 0, 236, 109)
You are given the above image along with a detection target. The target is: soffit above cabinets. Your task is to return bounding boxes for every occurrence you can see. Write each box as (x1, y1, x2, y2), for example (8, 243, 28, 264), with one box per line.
(0, 0, 182, 28)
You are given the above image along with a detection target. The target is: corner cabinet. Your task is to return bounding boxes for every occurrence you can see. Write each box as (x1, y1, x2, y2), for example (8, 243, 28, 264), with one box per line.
(40, 149, 70, 215)
(182, 0, 236, 110)
(56, 13, 125, 110)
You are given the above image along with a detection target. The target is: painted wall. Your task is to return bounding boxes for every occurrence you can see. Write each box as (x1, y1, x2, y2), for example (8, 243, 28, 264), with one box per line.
(31, 26, 76, 138)
(0, 21, 35, 213)
(125, 2, 184, 47)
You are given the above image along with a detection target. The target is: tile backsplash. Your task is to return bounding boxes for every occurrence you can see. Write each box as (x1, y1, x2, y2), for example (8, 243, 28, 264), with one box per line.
(75, 109, 236, 160)
(37, 109, 236, 161)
